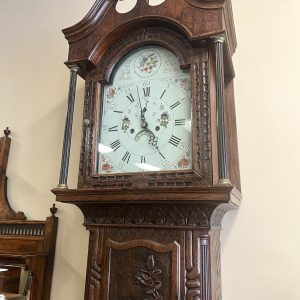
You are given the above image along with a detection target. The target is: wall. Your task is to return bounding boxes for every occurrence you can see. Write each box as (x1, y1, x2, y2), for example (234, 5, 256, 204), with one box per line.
(222, 1, 300, 299)
(0, 0, 299, 299)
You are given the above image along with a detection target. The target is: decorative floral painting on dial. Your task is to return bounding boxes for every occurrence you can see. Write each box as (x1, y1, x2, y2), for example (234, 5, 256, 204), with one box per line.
(106, 87, 117, 99)
(177, 151, 191, 169)
(99, 155, 114, 173)
(98, 45, 192, 174)
(134, 49, 161, 77)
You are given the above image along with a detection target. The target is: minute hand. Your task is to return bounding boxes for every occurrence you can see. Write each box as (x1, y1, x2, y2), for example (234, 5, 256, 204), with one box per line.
(136, 86, 148, 129)
(148, 133, 165, 159)
(136, 86, 143, 117)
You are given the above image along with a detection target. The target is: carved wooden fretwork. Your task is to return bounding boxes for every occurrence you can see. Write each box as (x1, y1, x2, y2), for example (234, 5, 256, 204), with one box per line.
(82, 203, 212, 227)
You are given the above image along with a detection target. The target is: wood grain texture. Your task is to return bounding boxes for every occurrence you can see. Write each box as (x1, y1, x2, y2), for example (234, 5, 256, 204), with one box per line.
(0, 130, 25, 221)
(103, 239, 180, 300)
(62, 0, 236, 65)
(0, 215, 58, 300)
(55, 0, 240, 299)
(70, 32, 240, 191)
(0, 131, 58, 300)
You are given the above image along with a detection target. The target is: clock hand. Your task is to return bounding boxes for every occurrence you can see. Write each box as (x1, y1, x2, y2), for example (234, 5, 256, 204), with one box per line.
(147, 132, 165, 159)
(156, 146, 166, 160)
(136, 85, 143, 116)
(134, 129, 164, 158)
(149, 135, 165, 159)
(136, 86, 148, 129)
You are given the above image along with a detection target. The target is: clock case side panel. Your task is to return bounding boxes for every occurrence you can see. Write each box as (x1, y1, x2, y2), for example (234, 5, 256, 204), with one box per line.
(77, 26, 217, 190)
(224, 77, 241, 191)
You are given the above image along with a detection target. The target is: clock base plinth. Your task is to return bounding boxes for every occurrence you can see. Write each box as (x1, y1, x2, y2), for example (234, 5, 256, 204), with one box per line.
(53, 186, 241, 300)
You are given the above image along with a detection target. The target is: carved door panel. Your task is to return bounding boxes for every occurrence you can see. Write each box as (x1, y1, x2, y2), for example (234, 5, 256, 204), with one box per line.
(85, 227, 185, 300)
(103, 239, 180, 300)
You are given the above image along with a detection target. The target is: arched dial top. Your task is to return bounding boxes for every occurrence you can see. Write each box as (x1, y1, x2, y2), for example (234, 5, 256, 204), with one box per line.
(98, 45, 192, 174)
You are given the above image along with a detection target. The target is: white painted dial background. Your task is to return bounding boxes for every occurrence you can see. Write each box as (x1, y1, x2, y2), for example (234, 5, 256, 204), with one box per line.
(98, 45, 192, 174)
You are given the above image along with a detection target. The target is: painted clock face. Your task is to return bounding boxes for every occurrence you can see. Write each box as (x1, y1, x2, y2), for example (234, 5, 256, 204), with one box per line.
(98, 45, 192, 174)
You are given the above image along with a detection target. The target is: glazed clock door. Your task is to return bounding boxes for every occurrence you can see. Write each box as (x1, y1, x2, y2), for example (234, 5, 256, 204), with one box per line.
(98, 45, 192, 174)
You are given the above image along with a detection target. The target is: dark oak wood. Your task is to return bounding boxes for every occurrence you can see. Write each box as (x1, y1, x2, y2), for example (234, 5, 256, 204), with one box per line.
(54, 1, 240, 299)
(0, 129, 58, 300)
(0, 128, 26, 221)
(1, 267, 21, 294)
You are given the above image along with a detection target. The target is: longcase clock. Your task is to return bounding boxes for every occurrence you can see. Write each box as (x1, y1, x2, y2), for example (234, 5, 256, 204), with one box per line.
(53, 0, 241, 299)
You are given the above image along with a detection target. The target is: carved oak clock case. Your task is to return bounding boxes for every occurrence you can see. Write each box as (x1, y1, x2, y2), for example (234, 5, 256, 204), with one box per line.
(52, 0, 241, 299)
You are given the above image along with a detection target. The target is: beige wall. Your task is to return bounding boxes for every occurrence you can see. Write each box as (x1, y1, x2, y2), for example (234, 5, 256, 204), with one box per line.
(0, 1, 299, 299)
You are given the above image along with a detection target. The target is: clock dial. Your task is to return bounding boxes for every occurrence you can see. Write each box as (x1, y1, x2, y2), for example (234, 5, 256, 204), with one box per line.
(98, 46, 192, 174)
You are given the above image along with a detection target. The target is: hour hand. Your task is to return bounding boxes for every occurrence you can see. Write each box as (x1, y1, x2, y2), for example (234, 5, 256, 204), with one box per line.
(136, 86, 144, 117)
(141, 107, 148, 128)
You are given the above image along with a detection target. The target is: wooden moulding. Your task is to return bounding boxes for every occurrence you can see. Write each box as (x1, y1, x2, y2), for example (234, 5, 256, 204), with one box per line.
(52, 186, 241, 205)
(62, 0, 236, 77)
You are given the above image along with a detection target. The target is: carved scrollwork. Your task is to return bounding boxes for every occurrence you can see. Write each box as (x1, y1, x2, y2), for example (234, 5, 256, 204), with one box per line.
(86, 228, 103, 299)
(84, 204, 212, 228)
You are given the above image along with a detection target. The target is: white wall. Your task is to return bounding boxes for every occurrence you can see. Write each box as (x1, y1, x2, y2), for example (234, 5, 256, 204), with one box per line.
(0, 1, 299, 299)
(222, 1, 300, 299)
